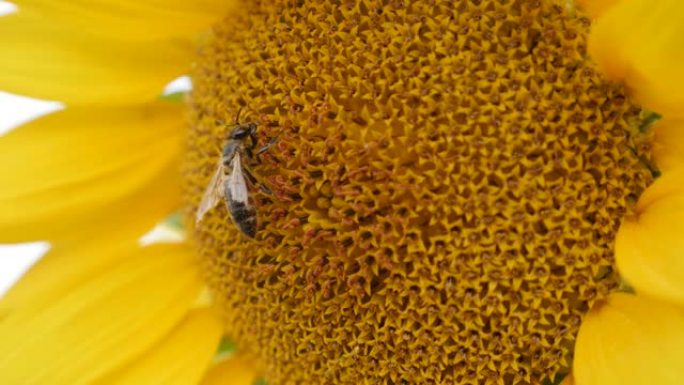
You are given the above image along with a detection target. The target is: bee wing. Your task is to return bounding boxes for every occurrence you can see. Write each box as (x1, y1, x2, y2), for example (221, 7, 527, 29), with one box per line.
(226, 153, 250, 206)
(195, 160, 226, 224)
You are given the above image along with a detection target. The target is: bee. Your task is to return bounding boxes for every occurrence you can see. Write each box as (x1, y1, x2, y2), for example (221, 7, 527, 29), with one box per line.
(196, 113, 275, 238)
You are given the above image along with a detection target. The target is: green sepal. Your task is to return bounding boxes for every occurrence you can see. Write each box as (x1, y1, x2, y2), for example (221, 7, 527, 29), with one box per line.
(639, 111, 662, 133)
(164, 212, 184, 231)
(543, 372, 567, 385)
(158, 91, 187, 103)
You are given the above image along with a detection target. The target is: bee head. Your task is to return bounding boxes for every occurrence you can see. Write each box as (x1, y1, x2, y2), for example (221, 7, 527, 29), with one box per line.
(229, 122, 257, 140)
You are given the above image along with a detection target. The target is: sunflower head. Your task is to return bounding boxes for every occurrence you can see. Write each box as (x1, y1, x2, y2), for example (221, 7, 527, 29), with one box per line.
(5, 0, 684, 384)
(183, 0, 653, 383)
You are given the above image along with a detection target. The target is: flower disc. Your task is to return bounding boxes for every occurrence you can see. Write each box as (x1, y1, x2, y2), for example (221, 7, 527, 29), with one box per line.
(184, 1, 654, 383)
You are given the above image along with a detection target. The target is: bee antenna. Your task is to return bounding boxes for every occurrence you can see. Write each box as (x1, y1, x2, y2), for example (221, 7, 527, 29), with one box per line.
(235, 107, 243, 124)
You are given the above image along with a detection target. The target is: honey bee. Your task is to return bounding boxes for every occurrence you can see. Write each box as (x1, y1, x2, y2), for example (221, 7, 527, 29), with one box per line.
(196, 113, 275, 238)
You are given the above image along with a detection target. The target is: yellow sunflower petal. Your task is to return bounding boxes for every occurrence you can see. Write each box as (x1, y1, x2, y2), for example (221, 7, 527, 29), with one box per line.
(574, 293, 684, 385)
(0, 103, 183, 243)
(96, 309, 222, 385)
(0, 243, 203, 385)
(588, 0, 684, 118)
(201, 354, 260, 385)
(651, 119, 684, 173)
(0, 13, 191, 104)
(14, 0, 236, 42)
(615, 170, 684, 305)
(575, 0, 621, 18)
(0, 239, 139, 313)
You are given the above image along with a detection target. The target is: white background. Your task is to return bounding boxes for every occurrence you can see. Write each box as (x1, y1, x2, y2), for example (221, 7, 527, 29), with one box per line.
(0, 84, 190, 297)
(0, 91, 60, 297)
(0, 2, 192, 297)
(0, 0, 50, 297)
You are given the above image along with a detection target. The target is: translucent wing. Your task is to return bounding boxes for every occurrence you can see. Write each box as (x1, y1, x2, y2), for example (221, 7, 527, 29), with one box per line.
(226, 153, 250, 206)
(195, 160, 226, 224)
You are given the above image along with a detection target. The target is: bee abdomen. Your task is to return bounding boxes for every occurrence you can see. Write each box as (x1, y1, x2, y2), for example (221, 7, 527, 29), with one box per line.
(229, 201, 257, 238)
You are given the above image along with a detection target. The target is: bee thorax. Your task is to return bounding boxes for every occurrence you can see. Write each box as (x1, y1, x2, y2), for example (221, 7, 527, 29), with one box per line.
(222, 141, 241, 166)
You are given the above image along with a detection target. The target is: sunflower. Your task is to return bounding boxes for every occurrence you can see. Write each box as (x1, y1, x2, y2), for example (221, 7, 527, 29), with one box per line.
(1, 0, 683, 384)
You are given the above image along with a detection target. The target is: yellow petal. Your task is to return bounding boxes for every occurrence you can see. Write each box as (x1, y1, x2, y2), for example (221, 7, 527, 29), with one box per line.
(615, 170, 684, 305)
(0, 13, 191, 104)
(96, 309, 222, 385)
(651, 119, 684, 173)
(588, 0, 684, 118)
(0, 103, 183, 243)
(575, 0, 621, 18)
(574, 293, 684, 385)
(0, 243, 203, 385)
(0, 239, 138, 312)
(14, 0, 236, 42)
(201, 355, 260, 385)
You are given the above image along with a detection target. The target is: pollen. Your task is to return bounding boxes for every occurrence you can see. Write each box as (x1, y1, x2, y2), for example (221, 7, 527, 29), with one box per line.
(183, 1, 654, 384)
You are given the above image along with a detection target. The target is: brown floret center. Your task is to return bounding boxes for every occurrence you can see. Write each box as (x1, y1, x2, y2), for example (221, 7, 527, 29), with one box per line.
(183, 1, 654, 384)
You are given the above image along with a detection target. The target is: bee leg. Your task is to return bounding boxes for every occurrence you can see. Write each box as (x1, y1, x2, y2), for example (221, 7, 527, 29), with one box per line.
(247, 135, 280, 167)
(247, 130, 259, 153)
(256, 135, 280, 156)
(235, 107, 243, 124)
(243, 166, 273, 195)
(244, 146, 254, 160)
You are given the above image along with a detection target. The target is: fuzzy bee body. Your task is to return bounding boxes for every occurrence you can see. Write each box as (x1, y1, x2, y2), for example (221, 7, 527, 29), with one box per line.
(196, 120, 272, 238)
(224, 152, 257, 237)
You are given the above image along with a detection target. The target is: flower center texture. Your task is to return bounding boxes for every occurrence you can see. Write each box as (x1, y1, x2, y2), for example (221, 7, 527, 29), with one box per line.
(183, 0, 655, 384)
